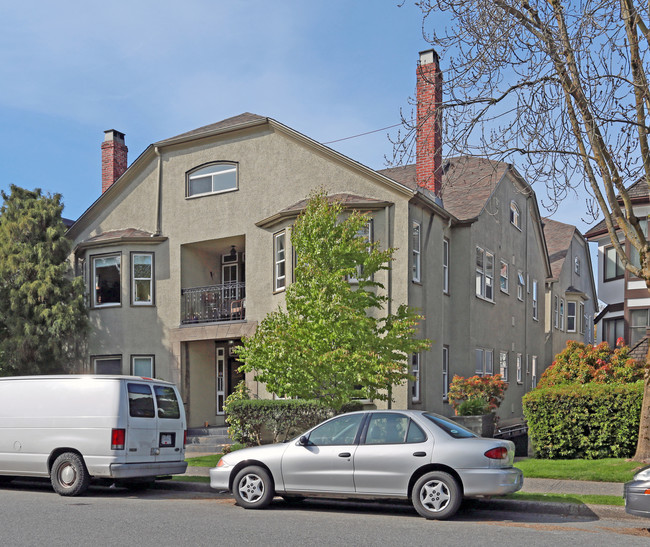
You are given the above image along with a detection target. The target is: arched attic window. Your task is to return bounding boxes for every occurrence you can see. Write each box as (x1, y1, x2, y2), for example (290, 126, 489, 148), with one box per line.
(186, 162, 238, 197)
(509, 201, 521, 229)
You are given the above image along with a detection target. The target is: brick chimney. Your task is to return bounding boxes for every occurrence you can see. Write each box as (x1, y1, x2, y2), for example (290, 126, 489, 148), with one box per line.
(101, 129, 128, 193)
(416, 49, 442, 196)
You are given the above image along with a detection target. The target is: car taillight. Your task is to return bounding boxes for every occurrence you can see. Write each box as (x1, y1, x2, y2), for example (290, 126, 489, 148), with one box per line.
(111, 428, 125, 450)
(183, 430, 187, 448)
(484, 446, 508, 460)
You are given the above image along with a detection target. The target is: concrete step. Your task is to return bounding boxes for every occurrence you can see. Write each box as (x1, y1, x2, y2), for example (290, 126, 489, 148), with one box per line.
(185, 426, 232, 454)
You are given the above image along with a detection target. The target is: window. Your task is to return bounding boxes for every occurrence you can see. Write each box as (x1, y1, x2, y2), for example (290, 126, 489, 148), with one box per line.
(517, 271, 525, 301)
(443, 238, 449, 293)
(532, 280, 538, 320)
(516, 353, 522, 384)
(274, 231, 286, 292)
(510, 201, 521, 229)
(499, 260, 509, 293)
(365, 413, 426, 444)
(499, 351, 508, 381)
(131, 253, 153, 306)
(127, 383, 155, 418)
(187, 162, 238, 197)
(567, 301, 577, 332)
(306, 413, 364, 446)
(412, 222, 421, 283)
(574, 256, 581, 275)
(475, 348, 494, 376)
(579, 303, 585, 334)
(411, 353, 420, 403)
(560, 299, 565, 330)
(442, 346, 449, 400)
(630, 219, 648, 270)
(630, 308, 650, 347)
(94, 356, 122, 375)
(93, 254, 121, 307)
(604, 317, 624, 348)
(554, 295, 559, 328)
(532, 356, 538, 388)
(154, 385, 181, 419)
(349, 219, 373, 283)
(604, 246, 624, 280)
(131, 355, 154, 377)
(475, 247, 494, 301)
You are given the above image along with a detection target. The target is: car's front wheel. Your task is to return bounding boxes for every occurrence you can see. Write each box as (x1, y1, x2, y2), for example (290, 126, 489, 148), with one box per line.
(232, 466, 274, 509)
(411, 471, 461, 520)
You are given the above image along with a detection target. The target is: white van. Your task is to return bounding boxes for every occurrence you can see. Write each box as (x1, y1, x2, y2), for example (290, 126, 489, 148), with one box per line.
(0, 375, 188, 496)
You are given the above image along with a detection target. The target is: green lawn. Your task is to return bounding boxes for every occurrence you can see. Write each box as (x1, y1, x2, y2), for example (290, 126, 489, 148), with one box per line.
(185, 454, 222, 467)
(514, 458, 643, 483)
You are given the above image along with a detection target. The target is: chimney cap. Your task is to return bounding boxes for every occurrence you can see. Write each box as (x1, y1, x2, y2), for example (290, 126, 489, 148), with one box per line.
(418, 49, 439, 66)
(103, 129, 126, 142)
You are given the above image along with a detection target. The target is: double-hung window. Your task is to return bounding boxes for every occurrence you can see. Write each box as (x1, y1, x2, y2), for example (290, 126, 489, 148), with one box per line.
(567, 301, 577, 332)
(604, 246, 624, 281)
(516, 353, 523, 384)
(412, 222, 421, 283)
(93, 254, 121, 307)
(475, 348, 494, 376)
(443, 238, 449, 293)
(532, 356, 538, 388)
(411, 353, 420, 403)
(499, 351, 508, 381)
(187, 162, 238, 197)
(510, 201, 521, 229)
(532, 280, 538, 320)
(554, 295, 559, 328)
(517, 271, 525, 301)
(132, 253, 154, 306)
(560, 299, 565, 330)
(442, 346, 449, 400)
(500, 260, 509, 293)
(274, 231, 286, 292)
(475, 247, 494, 301)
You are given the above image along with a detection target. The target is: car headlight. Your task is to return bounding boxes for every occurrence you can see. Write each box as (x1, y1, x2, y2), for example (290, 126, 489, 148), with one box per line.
(634, 466, 650, 481)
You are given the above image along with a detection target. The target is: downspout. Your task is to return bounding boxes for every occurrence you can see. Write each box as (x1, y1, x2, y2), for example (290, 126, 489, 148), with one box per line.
(154, 147, 163, 236)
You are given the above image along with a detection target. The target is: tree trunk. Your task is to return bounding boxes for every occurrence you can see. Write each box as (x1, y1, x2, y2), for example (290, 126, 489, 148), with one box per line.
(633, 351, 650, 461)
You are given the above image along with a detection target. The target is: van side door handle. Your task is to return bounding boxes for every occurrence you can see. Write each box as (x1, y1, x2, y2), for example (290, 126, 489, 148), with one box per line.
(338, 452, 351, 458)
(413, 451, 427, 457)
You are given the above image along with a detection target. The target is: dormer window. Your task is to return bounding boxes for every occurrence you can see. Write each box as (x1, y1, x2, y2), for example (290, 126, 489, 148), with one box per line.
(187, 162, 238, 197)
(509, 201, 521, 229)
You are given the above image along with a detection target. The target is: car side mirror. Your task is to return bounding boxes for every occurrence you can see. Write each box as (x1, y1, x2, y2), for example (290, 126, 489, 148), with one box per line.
(298, 435, 310, 446)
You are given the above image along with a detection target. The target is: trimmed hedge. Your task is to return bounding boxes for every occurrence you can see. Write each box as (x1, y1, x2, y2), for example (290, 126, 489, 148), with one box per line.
(225, 398, 364, 446)
(522, 382, 643, 459)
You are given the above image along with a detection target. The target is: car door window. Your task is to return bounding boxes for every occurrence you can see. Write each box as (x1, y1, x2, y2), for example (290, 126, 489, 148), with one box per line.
(127, 383, 155, 418)
(307, 414, 364, 446)
(365, 414, 409, 444)
(406, 420, 427, 443)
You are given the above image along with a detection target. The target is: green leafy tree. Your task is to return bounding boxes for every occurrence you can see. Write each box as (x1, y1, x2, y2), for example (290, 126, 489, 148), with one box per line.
(237, 192, 431, 410)
(0, 185, 88, 376)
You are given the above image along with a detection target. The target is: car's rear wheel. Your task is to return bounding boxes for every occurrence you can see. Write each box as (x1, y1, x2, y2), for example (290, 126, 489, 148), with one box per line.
(232, 465, 274, 509)
(50, 452, 90, 496)
(411, 471, 461, 520)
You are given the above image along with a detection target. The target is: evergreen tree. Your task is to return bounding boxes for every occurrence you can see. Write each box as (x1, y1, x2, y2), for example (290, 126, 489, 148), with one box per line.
(0, 185, 87, 376)
(237, 191, 431, 409)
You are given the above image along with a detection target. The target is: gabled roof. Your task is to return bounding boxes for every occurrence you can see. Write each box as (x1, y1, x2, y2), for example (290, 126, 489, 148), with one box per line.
(154, 113, 267, 146)
(542, 218, 578, 279)
(379, 156, 510, 221)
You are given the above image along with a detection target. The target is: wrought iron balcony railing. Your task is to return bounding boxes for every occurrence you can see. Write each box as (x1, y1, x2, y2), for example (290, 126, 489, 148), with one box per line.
(181, 282, 245, 324)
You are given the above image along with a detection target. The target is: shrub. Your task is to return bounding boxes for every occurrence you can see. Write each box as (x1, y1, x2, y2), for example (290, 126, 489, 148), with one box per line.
(448, 374, 507, 414)
(522, 382, 643, 459)
(537, 340, 644, 388)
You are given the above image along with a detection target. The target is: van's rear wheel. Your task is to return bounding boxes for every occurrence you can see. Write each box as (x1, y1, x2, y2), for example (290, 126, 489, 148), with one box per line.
(51, 452, 90, 496)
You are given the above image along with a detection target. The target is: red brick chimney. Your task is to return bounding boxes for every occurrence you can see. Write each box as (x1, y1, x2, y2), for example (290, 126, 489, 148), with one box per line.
(101, 129, 128, 193)
(416, 49, 442, 196)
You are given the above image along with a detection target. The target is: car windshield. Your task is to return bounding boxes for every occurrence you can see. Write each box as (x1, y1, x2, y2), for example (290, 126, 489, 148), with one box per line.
(422, 413, 477, 439)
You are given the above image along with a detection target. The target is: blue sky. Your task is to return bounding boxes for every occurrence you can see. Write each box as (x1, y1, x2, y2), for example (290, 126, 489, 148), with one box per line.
(0, 0, 588, 231)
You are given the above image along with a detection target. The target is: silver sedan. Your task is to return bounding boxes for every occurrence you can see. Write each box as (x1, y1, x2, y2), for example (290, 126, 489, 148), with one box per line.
(210, 410, 523, 519)
(624, 465, 650, 518)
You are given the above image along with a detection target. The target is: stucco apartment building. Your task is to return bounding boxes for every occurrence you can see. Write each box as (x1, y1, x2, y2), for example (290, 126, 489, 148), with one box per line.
(66, 50, 595, 429)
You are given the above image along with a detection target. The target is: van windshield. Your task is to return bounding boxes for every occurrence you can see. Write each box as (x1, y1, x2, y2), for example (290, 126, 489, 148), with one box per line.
(154, 385, 181, 419)
(128, 383, 155, 418)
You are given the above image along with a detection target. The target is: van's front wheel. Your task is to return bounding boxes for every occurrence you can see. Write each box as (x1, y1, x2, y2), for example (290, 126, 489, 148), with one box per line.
(51, 452, 90, 496)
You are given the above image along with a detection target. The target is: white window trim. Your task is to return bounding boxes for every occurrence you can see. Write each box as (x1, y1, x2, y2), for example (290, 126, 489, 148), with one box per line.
(412, 221, 421, 283)
(475, 348, 494, 377)
(554, 295, 559, 328)
(274, 230, 286, 293)
(443, 238, 450, 294)
(131, 355, 154, 377)
(131, 252, 154, 306)
(560, 298, 565, 331)
(442, 346, 449, 400)
(499, 350, 508, 382)
(186, 162, 238, 198)
(476, 247, 495, 302)
(516, 353, 523, 384)
(500, 260, 509, 293)
(567, 301, 577, 333)
(532, 279, 538, 321)
(532, 356, 538, 388)
(92, 253, 121, 308)
(517, 271, 525, 301)
(510, 201, 521, 230)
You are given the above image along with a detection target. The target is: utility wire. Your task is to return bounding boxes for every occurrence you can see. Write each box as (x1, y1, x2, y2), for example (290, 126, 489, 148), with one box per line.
(322, 120, 412, 144)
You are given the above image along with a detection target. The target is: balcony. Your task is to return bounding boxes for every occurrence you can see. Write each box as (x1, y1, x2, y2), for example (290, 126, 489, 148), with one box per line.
(181, 282, 245, 325)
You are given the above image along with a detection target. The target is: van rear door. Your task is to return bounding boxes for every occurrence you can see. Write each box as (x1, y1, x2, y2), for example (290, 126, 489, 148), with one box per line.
(152, 384, 185, 463)
(125, 382, 158, 463)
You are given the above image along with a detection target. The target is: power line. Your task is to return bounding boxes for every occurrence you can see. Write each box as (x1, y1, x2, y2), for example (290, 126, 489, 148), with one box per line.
(322, 120, 412, 144)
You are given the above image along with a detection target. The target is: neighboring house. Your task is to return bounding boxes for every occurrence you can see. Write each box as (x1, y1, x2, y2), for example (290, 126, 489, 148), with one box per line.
(585, 179, 649, 347)
(66, 49, 591, 430)
(542, 218, 597, 364)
